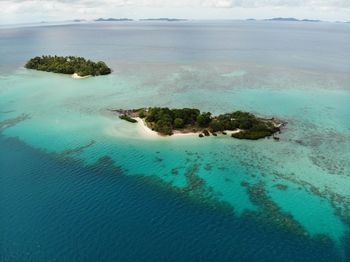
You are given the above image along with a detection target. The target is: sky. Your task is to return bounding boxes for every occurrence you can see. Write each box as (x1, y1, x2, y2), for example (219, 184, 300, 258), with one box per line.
(0, 0, 349, 24)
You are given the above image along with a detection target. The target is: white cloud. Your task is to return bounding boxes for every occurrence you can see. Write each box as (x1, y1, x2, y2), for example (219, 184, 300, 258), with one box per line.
(3, 0, 350, 9)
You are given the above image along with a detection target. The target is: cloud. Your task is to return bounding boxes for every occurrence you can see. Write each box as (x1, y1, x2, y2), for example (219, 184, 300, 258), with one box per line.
(2, 0, 350, 9)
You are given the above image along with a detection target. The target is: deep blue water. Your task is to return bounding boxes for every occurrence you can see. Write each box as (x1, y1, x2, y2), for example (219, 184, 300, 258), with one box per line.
(1, 135, 346, 261)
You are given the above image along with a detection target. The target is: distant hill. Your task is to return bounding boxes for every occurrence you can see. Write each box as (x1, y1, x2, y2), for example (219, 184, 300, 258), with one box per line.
(265, 17, 321, 22)
(140, 18, 187, 22)
(95, 18, 133, 22)
(300, 19, 322, 22)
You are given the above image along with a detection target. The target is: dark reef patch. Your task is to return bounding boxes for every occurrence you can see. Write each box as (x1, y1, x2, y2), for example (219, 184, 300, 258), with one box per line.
(272, 172, 350, 227)
(171, 168, 179, 176)
(242, 182, 345, 249)
(275, 184, 288, 190)
(204, 163, 212, 171)
(245, 182, 308, 236)
(241, 181, 250, 187)
(0, 114, 30, 132)
(0, 110, 15, 114)
(154, 156, 163, 162)
(60, 140, 96, 156)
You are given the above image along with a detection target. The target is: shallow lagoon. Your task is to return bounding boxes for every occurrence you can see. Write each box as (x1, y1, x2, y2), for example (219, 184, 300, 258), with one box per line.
(1, 21, 350, 261)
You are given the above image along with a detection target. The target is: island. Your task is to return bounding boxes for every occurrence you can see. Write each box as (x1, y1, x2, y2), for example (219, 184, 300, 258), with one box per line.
(140, 18, 187, 22)
(95, 18, 133, 22)
(25, 55, 112, 77)
(114, 107, 285, 140)
(265, 17, 322, 22)
(72, 19, 86, 22)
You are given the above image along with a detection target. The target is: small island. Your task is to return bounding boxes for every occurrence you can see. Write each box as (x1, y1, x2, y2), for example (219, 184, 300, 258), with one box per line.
(115, 107, 285, 140)
(25, 55, 112, 77)
(140, 18, 187, 22)
(264, 17, 322, 23)
(95, 18, 133, 22)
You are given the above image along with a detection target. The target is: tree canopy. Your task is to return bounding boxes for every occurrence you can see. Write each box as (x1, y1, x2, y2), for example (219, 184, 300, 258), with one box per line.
(25, 55, 111, 76)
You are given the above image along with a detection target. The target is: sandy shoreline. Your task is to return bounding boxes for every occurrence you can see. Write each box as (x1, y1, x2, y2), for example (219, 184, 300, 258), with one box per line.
(135, 117, 160, 138)
(72, 73, 91, 79)
(135, 117, 198, 138)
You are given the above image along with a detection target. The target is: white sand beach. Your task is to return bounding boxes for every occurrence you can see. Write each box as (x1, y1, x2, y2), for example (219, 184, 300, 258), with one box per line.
(135, 117, 160, 138)
(72, 73, 91, 79)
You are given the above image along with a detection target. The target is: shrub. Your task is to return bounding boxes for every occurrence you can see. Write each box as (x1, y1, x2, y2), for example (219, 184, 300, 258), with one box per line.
(119, 115, 137, 123)
(138, 110, 146, 118)
(231, 130, 272, 140)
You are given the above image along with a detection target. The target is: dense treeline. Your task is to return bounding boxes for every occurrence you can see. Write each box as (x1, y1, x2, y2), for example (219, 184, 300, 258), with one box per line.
(209, 111, 279, 139)
(144, 107, 201, 135)
(25, 56, 111, 76)
(128, 107, 281, 139)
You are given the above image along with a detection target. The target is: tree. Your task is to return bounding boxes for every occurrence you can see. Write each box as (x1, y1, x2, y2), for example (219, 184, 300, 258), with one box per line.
(196, 112, 212, 127)
(209, 119, 225, 132)
(173, 118, 184, 128)
(155, 119, 173, 135)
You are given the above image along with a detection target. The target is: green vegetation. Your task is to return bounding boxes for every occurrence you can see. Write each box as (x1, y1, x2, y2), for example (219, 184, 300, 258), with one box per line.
(197, 112, 212, 127)
(25, 55, 111, 76)
(119, 115, 137, 123)
(144, 107, 200, 135)
(231, 130, 274, 140)
(210, 111, 280, 139)
(118, 107, 283, 139)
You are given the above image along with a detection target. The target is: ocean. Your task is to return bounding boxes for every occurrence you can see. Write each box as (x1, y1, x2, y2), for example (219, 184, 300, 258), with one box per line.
(1, 20, 349, 261)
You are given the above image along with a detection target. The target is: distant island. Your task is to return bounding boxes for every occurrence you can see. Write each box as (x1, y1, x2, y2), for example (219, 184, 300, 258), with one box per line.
(95, 18, 133, 22)
(25, 56, 111, 77)
(265, 17, 321, 22)
(140, 18, 187, 22)
(115, 107, 284, 140)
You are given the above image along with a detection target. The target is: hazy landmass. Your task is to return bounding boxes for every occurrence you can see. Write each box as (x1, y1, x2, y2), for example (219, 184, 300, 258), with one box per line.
(264, 17, 322, 22)
(140, 18, 187, 22)
(95, 18, 133, 22)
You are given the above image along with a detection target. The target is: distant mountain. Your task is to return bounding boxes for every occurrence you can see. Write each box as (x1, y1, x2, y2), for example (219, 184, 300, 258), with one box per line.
(265, 17, 299, 22)
(301, 19, 322, 22)
(265, 17, 321, 22)
(140, 18, 187, 22)
(95, 18, 133, 22)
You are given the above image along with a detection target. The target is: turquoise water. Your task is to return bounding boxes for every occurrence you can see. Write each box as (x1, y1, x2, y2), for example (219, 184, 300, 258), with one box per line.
(1, 21, 350, 261)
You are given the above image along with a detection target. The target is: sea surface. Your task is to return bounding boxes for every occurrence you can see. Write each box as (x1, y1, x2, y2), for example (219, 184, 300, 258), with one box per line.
(1, 21, 350, 261)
